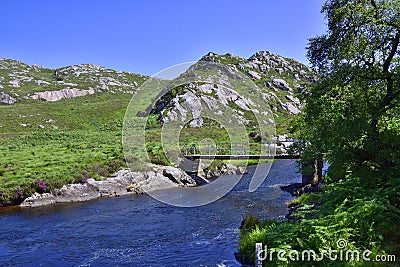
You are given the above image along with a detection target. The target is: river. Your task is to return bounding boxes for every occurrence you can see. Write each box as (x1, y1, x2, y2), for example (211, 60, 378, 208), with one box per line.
(0, 159, 301, 267)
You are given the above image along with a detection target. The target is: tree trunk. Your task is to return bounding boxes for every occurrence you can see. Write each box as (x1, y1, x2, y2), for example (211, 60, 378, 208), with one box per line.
(302, 159, 323, 185)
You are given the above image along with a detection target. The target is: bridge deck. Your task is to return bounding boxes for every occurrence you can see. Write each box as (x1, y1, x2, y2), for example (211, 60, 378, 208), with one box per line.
(185, 154, 300, 160)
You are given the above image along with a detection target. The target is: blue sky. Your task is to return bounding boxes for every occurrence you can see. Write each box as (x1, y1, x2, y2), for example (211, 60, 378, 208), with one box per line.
(1, 0, 326, 75)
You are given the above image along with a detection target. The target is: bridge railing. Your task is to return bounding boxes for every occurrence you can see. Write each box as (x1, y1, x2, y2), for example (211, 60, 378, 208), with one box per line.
(183, 142, 279, 157)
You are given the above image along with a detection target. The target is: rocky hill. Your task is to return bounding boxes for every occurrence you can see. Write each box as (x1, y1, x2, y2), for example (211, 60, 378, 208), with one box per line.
(0, 58, 147, 103)
(0, 52, 315, 133)
(149, 51, 316, 133)
(204, 51, 315, 113)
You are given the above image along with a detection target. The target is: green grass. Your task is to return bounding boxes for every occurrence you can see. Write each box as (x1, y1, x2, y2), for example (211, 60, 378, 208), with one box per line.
(0, 92, 132, 205)
(0, 130, 123, 204)
(0, 89, 272, 205)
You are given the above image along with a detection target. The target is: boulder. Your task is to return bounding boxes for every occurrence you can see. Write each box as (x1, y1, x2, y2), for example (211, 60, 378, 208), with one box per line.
(206, 169, 221, 179)
(86, 179, 129, 198)
(0, 91, 18, 105)
(238, 166, 248, 174)
(272, 78, 292, 91)
(9, 80, 20, 88)
(20, 193, 55, 207)
(285, 95, 300, 104)
(247, 70, 261, 80)
(31, 88, 95, 102)
(207, 164, 247, 178)
(53, 183, 99, 202)
(221, 163, 239, 175)
(281, 102, 301, 115)
(137, 171, 178, 192)
(162, 166, 197, 186)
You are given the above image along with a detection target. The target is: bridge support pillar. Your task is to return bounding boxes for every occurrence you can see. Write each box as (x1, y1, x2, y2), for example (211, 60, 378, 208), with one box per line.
(180, 159, 205, 178)
(301, 159, 323, 185)
(196, 159, 205, 178)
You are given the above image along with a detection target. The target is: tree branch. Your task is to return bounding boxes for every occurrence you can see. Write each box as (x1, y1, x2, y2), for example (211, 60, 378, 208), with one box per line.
(383, 31, 400, 73)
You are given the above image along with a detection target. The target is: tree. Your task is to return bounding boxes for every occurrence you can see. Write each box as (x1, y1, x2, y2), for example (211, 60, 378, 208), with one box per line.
(302, 0, 400, 183)
(238, 3, 400, 262)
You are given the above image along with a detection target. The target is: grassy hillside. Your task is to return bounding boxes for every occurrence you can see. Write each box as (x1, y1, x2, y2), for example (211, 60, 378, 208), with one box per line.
(0, 92, 130, 205)
(0, 52, 314, 206)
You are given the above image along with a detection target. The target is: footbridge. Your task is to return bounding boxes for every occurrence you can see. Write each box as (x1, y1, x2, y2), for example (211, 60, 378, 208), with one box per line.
(181, 141, 322, 186)
(183, 142, 300, 160)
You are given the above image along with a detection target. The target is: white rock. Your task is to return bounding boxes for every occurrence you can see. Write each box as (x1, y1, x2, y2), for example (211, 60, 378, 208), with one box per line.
(36, 80, 50, 85)
(247, 70, 261, 80)
(0, 91, 18, 105)
(9, 80, 20, 88)
(272, 78, 292, 91)
(20, 166, 198, 207)
(285, 95, 300, 104)
(20, 193, 56, 207)
(31, 88, 95, 102)
(281, 102, 301, 115)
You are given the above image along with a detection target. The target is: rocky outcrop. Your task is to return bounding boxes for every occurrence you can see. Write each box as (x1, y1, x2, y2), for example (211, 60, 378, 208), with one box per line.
(54, 182, 100, 202)
(272, 78, 292, 91)
(0, 91, 18, 105)
(30, 88, 95, 102)
(19, 193, 56, 207)
(261, 92, 301, 115)
(162, 83, 258, 127)
(153, 51, 316, 127)
(20, 165, 197, 207)
(162, 166, 197, 186)
(206, 163, 247, 179)
(0, 58, 145, 98)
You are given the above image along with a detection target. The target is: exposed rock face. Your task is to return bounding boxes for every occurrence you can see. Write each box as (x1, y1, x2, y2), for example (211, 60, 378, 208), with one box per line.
(261, 92, 301, 115)
(0, 91, 18, 105)
(20, 165, 197, 207)
(247, 70, 261, 80)
(153, 51, 316, 128)
(272, 79, 292, 91)
(206, 163, 248, 178)
(30, 88, 95, 102)
(161, 83, 258, 127)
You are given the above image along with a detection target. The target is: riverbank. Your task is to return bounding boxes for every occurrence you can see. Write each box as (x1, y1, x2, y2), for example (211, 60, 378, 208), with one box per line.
(19, 162, 248, 208)
(19, 165, 197, 207)
(237, 174, 400, 266)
